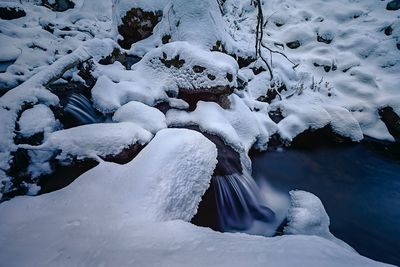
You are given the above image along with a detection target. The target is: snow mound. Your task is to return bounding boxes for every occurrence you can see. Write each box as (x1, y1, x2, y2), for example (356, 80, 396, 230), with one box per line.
(18, 104, 57, 138)
(113, 101, 167, 134)
(92, 41, 238, 113)
(167, 94, 270, 153)
(22, 122, 152, 161)
(285, 190, 354, 251)
(274, 94, 363, 142)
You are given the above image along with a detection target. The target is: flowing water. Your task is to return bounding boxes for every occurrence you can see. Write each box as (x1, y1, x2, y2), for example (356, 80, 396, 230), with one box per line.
(251, 139, 400, 266)
(192, 132, 288, 237)
(64, 93, 104, 125)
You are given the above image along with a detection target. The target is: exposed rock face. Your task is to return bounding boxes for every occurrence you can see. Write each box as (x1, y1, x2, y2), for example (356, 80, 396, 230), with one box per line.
(0, 7, 26, 20)
(257, 83, 287, 104)
(118, 8, 162, 49)
(42, 0, 75, 12)
(387, 0, 400, 11)
(379, 106, 400, 142)
(178, 86, 234, 111)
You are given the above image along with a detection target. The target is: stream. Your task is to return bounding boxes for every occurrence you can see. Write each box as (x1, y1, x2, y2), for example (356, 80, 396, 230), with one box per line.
(251, 139, 400, 266)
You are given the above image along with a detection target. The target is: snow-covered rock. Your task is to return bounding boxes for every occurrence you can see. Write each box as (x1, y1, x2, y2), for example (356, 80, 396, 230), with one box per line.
(21, 122, 152, 161)
(18, 104, 57, 138)
(113, 101, 167, 134)
(285, 190, 355, 251)
(92, 41, 238, 113)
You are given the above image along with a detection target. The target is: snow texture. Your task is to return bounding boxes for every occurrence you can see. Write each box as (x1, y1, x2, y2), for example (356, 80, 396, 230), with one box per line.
(92, 41, 238, 113)
(113, 101, 167, 134)
(284, 190, 355, 251)
(18, 104, 58, 137)
(22, 122, 153, 161)
(0, 129, 390, 267)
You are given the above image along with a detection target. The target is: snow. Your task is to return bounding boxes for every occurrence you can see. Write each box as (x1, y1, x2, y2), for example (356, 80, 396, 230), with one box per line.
(0, 129, 390, 267)
(167, 94, 269, 153)
(113, 101, 167, 134)
(92, 41, 238, 113)
(0, 0, 399, 265)
(18, 104, 58, 137)
(22, 122, 153, 161)
(284, 190, 355, 251)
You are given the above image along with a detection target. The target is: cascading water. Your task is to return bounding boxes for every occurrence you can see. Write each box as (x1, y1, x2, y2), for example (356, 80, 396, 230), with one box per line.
(192, 132, 289, 236)
(63, 93, 104, 126)
(213, 173, 275, 232)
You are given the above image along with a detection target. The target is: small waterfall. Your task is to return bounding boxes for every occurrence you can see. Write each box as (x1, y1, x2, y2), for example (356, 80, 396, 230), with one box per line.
(64, 93, 103, 125)
(214, 173, 275, 231)
(192, 132, 289, 236)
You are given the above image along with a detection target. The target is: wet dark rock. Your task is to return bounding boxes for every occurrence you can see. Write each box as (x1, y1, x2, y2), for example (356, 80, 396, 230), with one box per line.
(236, 56, 255, 68)
(226, 73, 233, 82)
(397, 43, 400, 50)
(154, 101, 171, 114)
(0, 6, 25, 20)
(379, 106, 400, 142)
(38, 158, 98, 194)
(14, 132, 44, 146)
(257, 83, 287, 104)
(317, 34, 332, 44)
(251, 66, 266, 75)
(192, 65, 206, 73)
(77, 60, 96, 87)
(161, 34, 171, 44)
(118, 8, 162, 49)
(207, 74, 216, 80)
(99, 48, 141, 70)
(237, 77, 247, 90)
(211, 40, 227, 53)
(286, 40, 301, 49)
(314, 62, 334, 73)
(387, 0, 400, 11)
(384, 25, 393, 36)
(42, 0, 75, 12)
(178, 86, 234, 111)
(102, 144, 144, 164)
(160, 54, 185, 68)
(268, 108, 284, 123)
(291, 125, 356, 149)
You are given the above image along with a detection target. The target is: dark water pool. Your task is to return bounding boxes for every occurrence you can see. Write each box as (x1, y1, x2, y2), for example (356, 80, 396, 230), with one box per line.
(251, 139, 400, 266)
